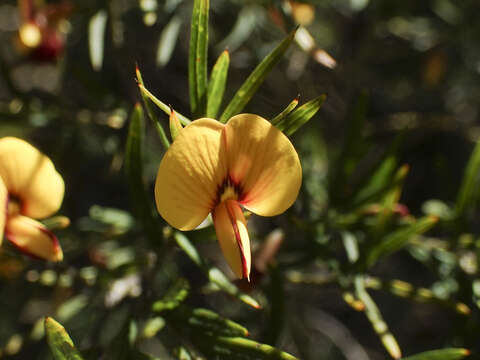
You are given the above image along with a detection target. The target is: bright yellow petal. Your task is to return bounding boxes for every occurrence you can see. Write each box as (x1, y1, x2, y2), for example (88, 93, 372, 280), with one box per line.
(224, 114, 302, 216)
(5, 214, 63, 261)
(0, 178, 6, 246)
(155, 119, 227, 230)
(212, 200, 251, 280)
(0, 137, 64, 219)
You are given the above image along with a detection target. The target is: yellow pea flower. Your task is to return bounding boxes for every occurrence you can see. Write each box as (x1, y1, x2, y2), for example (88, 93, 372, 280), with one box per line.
(155, 114, 302, 280)
(0, 137, 64, 261)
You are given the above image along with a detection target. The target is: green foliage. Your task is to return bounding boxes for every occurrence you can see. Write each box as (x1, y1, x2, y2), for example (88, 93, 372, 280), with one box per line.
(44, 318, 84, 360)
(2, 1, 480, 359)
(219, 29, 297, 123)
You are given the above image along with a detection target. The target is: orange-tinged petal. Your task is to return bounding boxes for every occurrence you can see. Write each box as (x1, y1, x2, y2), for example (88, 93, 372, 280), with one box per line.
(0, 137, 64, 219)
(5, 214, 63, 261)
(0, 178, 6, 246)
(155, 119, 227, 230)
(224, 114, 302, 216)
(212, 200, 251, 280)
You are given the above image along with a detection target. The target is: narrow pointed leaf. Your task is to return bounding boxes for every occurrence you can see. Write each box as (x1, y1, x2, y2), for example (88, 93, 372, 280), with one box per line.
(88, 10, 108, 71)
(156, 16, 182, 67)
(173, 307, 249, 337)
(219, 29, 297, 123)
(271, 96, 299, 126)
(208, 268, 261, 309)
(137, 81, 191, 125)
(455, 140, 480, 217)
(350, 131, 405, 208)
(401, 348, 470, 360)
(278, 94, 326, 136)
(125, 104, 159, 243)
(207, 50, 230, 118)
(189, 0, 209, 117)
(194, 335, 299, 360)
(366, 216, 438, 268)
(169, 109, 183, 140)
(135, 67, 170, 149)
(365, 277, 471, 315)
(152, 278, 190, 313)
(45, 317, 84, 360)
(354, 277, 402, 359)
(372, 164, 409, 235)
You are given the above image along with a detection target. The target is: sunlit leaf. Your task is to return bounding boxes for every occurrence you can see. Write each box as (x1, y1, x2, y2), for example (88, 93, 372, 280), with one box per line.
(137, 78, 191, 125)
(207, 50, 230, 118)
(156, 16, 182, 67)
(174, 307, 249, 338)
(152, 278, 190, 313)
(271, 96, 299, 126)
(401, 348, 470, 360)
(219, 29, 297, 123)
(366, 216, 438, 268)
(277, 94, 326, 136)
(193, 335, 299, 360)
(364, 276, 471, 315)
(135, 68, 170, 149)
(354, 277, 402, 359)
(88, 10, 108, 71)
(45, 317, 84, 360)
(215, 5, 263, 53)
(189, 0, 209, 117)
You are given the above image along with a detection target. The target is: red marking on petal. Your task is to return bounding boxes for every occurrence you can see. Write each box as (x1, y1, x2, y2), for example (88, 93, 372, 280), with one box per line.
(225, 201, 249, 281)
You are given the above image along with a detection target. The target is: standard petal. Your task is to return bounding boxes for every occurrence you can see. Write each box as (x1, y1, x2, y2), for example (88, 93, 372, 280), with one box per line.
(212, 200, 251, 280)
(0, 137, 64, 219)
(5, 214, 63, 261)
(155, 118, 227, 230)
(224, 114, 302, 216)
(0, 178, 7, 246)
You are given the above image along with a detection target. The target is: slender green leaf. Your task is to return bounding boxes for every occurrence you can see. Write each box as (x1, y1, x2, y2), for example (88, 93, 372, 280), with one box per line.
(278, 94, 326, 136)
(366, 216, 438, 268)
(174, 232, 204, 267)
(455, 140, 480, 217)
(354, 277, 402, 359)
(350, 131, 405, 208)
(371, 164, 409, 235)
(135, 67, 170, 149)
(401, 348, 470, 360)
(194, 335, 299, 360)
(88, 10, 107, 71)
(141, 317, 166, 338)
(207, 50, 230, 118)
(189, 0, 209, 117)
(219, 29, 297, 123)
(208, 268, 261, 309)
(271, 96, 299, 125)
(156, 16, 182, 67)
(125, 104, 159, 242)
(365, 276, 471, 315)
(45, 317, 84, 360)
(137, 81, 191, 125)
(176, 307, 249, 337)
(152, 278, 190, 313)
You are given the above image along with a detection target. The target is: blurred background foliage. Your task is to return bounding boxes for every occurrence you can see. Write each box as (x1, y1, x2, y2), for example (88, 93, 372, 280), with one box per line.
(1, 0, 480, 359)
